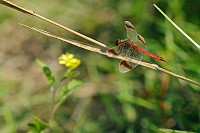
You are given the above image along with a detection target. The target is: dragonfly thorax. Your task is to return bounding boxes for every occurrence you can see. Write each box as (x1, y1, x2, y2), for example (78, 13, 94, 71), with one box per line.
(117, 39, 135, 49)
(107, 39, 136, 57)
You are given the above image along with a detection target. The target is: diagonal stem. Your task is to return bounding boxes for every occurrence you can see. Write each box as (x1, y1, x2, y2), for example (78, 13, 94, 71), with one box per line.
(48, 77, 66, 124)
(153, 4, 200, 49)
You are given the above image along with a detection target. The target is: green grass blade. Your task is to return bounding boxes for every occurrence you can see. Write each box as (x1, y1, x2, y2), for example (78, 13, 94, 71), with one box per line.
(153, 4, 200, 49)
(159, 128, 195, 133)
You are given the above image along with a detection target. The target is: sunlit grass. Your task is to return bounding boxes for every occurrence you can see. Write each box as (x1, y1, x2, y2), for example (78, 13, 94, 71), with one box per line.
(153, 4, 200, 49)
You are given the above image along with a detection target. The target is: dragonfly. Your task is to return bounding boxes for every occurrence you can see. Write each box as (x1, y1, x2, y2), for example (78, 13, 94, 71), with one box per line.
(0, 0, 200, 87)
(107, 21, 166, 73)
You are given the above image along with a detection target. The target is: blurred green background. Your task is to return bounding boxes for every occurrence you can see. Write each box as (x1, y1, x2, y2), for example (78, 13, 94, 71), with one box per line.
(0, 0, 200, 132)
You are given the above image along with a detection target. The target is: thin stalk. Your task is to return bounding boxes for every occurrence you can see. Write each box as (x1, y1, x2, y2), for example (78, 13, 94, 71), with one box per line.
(48, 77, 66, 124)
(153, 4, 200, 49)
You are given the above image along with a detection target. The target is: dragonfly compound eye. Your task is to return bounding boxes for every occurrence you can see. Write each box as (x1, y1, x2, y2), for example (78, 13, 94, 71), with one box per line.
(115, 39, 121, 46)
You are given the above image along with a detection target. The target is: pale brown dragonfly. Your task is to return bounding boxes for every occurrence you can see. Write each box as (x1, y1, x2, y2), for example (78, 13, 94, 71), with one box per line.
(0, 0, 199, 87)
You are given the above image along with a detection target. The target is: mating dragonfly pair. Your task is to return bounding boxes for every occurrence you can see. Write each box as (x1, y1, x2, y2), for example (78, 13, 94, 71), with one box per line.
(0, 0, 199, 86)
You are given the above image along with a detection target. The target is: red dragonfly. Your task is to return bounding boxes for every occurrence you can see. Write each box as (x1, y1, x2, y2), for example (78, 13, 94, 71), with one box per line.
(1, 0, 200, 86)
(107, 21, 166, 73)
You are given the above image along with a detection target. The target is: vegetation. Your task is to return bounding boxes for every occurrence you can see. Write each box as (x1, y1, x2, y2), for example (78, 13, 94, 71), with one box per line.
(0, 0, 199, 132)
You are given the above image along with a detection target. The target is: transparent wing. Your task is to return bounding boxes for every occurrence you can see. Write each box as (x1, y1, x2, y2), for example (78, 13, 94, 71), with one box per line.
(110, 46, 139, 73)
(133, 34, 147, 50)
(118, 48, 139, 73)
(119, 60, 137, 73)
(119, 34, 147, 73)
(131, 34, 147, 61)
(125, 21, 138, 42)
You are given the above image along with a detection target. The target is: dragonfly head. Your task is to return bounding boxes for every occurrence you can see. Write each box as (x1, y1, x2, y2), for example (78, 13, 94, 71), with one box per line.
(115, 39, 121, 46)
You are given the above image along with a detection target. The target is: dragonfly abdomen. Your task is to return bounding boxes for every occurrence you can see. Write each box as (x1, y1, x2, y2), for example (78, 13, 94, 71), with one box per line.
(134, 45, 166, 61)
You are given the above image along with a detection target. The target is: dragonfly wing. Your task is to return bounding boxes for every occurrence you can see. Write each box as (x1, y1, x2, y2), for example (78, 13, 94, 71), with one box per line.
(125, 21, 147, 52)
(130, 34, 147, 60)
(128, 34, 147, 66)
(108, 45, 130, 56)
(119, 60, 137, 73)
(124, 21, 137, 41)
(123, 34, 147, 67)
(133, 34, 147, 51)
(107, 46, 138, 73)
(118, 47, 142, 72)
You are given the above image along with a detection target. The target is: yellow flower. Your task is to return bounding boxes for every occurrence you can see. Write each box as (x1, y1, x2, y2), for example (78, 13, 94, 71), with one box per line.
(58, 52, 81, 70)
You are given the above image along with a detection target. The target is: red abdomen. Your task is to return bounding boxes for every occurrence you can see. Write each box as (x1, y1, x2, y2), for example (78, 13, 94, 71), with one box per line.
(134, 45, 166, 61)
